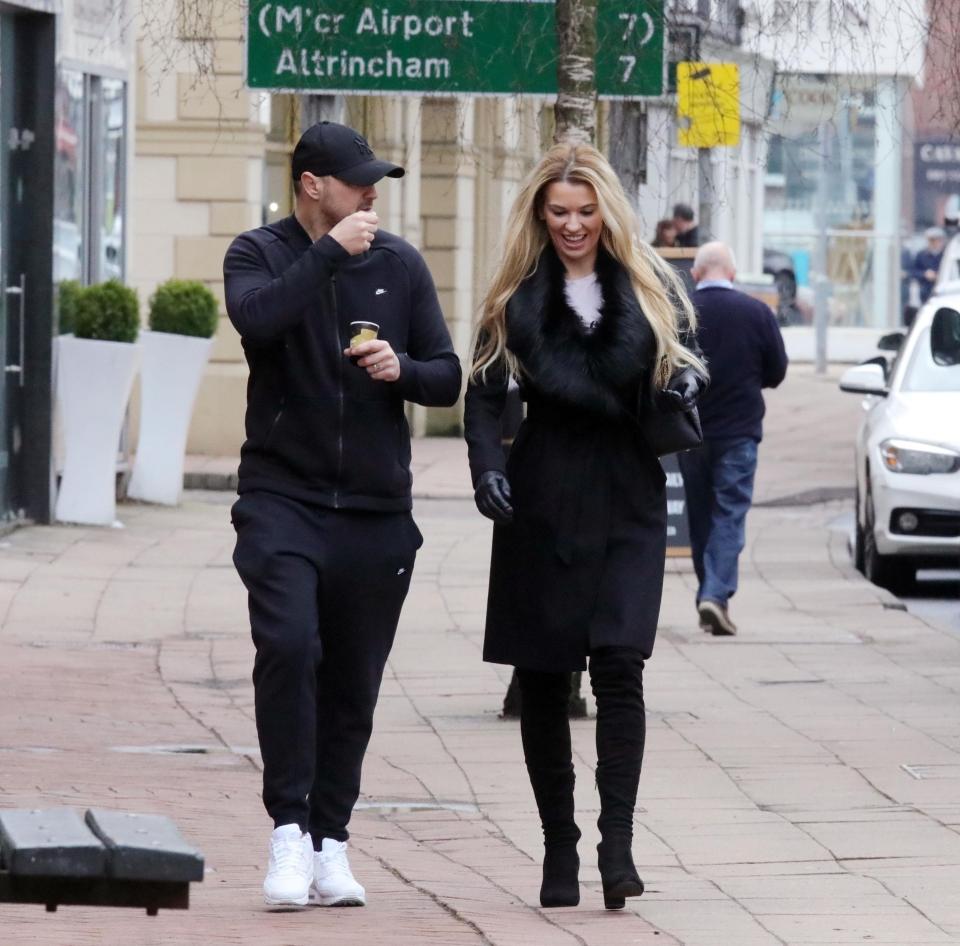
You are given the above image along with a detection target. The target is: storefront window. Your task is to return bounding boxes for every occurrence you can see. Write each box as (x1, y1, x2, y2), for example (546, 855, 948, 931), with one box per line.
(264, 94, 296, 224)
(98, 78, 125, 282)
(52, 70, 127, 299)
(763, 75, 887, 327)
(53, 69, 85, 284)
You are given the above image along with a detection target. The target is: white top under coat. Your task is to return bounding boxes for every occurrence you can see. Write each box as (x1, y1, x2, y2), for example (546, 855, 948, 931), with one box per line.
(564, 272, 603, 332)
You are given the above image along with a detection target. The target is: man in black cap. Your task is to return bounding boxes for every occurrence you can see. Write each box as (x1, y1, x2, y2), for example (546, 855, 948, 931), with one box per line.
(224, 121, 461, 909)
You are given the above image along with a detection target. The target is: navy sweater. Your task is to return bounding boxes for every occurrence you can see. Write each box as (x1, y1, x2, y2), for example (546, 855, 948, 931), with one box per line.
(691, 286, 788, 442)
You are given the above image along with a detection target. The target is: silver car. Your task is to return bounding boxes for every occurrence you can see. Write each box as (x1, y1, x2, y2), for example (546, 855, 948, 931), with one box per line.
(839, 298, 960, 593)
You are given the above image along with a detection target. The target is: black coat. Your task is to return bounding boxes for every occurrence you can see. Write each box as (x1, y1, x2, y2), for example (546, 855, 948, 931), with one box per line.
(465, 247, 684, 672)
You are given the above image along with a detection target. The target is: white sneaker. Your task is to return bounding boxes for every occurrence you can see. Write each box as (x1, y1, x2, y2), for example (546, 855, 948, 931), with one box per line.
(263, 824, 313, 906)
(310, 838, 366, 907)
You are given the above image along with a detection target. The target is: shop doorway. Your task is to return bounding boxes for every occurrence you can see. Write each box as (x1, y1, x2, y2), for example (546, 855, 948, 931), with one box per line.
(0, 6, 55, 524)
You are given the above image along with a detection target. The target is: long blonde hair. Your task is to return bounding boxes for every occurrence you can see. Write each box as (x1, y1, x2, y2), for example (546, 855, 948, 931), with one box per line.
(471, 143, 703, 388)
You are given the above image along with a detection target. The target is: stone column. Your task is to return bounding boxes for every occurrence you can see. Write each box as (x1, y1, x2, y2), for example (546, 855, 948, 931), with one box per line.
(419, 98, 477, 433)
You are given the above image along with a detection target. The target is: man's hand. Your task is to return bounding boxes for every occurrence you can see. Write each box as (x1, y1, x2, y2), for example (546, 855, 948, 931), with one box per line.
(475, 471, 513, 524)
(328, 211, 379, 255)
(345, 338, 401, 382)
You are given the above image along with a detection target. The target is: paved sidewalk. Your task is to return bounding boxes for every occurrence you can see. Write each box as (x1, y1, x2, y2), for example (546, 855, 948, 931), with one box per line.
(3, 364, 960, 945)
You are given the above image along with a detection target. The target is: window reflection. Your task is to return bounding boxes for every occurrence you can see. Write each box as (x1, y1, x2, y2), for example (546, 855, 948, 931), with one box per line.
(52, 71, 127, 305)
(53, 69, 85, 284)
(99, 79, 125, 282)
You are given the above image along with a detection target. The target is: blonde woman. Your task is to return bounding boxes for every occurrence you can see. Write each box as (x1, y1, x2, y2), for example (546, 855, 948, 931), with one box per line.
(464, 144, 707, 910)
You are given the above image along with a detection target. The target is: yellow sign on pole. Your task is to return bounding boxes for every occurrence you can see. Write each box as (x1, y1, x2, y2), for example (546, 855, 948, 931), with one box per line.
(677, 62, 740, 148)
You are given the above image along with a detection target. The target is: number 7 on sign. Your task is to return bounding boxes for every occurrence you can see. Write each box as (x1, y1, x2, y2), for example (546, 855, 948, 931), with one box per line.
(618, 11, 656, 44)
(619, 56, 636, 82)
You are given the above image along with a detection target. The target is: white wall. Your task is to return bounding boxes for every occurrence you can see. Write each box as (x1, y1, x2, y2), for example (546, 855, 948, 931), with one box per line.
(742, 0, 926, 78)
(58, 0, 134, 73)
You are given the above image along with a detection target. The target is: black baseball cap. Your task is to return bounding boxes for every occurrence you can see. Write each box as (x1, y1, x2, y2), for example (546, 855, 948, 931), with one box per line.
(292, 121, 404, 187)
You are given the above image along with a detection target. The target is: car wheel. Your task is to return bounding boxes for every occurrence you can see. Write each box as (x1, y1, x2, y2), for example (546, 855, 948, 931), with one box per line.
(853, 483, 865, 573)
(863, 490, 916, 596)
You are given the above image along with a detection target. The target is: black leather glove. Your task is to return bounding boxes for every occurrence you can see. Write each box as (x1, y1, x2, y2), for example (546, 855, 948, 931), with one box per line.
(655, 366, 708, 413)
(475, 470, 513, 524)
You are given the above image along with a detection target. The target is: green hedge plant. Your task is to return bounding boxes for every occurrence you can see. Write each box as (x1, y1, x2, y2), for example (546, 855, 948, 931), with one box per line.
(149, 279, 219, 339)
(74, 280, 139, 343)
(57, 279, 82, 335)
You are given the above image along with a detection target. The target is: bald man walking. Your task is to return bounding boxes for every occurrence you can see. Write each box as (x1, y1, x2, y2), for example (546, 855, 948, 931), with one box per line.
(679, 242, 788, 635)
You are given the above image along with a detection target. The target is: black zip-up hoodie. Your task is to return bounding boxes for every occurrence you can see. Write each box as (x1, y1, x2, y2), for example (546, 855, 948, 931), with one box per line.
(223, 214, 461, 511)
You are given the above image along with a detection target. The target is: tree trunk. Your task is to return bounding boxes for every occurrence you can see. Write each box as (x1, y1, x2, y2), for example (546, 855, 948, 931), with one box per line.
(608, 101, 647, 211)
(554, 0, 598, 144)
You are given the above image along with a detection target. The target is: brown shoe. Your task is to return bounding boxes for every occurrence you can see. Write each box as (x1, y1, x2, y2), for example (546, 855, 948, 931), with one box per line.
(698, 600, 737, 636)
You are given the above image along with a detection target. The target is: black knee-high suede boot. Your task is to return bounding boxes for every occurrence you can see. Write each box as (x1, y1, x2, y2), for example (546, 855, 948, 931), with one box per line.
(589, 647, 646, 910)
(516, 668, 581, 907)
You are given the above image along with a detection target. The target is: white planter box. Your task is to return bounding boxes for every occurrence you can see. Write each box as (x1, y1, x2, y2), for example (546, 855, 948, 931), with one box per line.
(128, 332, 213, 506)
(55, 335, 140, 526)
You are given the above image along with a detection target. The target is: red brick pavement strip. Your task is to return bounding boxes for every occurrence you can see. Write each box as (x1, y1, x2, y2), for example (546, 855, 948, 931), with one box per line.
(4, 472, 960, 943)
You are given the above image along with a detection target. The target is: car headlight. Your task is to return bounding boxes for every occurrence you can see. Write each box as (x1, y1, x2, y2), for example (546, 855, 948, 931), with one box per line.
(880, 439, 960, 474)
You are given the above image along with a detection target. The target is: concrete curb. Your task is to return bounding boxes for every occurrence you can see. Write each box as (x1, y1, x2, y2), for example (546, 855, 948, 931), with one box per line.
(755, 486, 855, 507)
(184, 471, 855, 509)
(183, 471, 239, 492)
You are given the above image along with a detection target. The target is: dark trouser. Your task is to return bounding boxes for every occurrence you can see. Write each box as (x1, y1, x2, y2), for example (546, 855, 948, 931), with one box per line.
(678, 438, 758, 607)
(516, 647, 646, 846)
(231, 491, 420, 844)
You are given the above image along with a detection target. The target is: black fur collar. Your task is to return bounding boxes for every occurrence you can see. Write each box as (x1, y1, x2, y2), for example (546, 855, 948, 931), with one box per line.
(506, 245, 654, 418)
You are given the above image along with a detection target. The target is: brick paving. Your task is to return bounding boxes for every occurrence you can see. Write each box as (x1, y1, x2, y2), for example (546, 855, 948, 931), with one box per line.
(2, 364, 960, 944)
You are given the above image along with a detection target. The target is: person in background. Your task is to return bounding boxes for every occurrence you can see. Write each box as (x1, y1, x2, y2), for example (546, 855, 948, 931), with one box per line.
(652, 219, 678, 248)
(672, 203, 700, 247)
(911, 227, 946, 304)
(678, 242, 788, 636)
(901, 244, 918, 327)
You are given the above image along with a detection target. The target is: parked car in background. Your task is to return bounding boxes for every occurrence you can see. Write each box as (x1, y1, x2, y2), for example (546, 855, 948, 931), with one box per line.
(936, 232, 960, 287)
(839, 293, 960, 594)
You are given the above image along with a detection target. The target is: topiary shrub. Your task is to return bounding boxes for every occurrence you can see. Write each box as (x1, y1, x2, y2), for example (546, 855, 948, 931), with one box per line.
(149, 279, 219, 338)
(74, 280, 139, 343)
(57, 279, 82, 335)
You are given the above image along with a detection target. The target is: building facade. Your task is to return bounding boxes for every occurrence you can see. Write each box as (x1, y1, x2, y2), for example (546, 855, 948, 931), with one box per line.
(134, 1, 550, 452)
(1, 0, 133, 523)
(910, 0, 960, 234)
(744, 0, 927, 329)
(638, 0, 774, 277)
(133, 1, 772, 456)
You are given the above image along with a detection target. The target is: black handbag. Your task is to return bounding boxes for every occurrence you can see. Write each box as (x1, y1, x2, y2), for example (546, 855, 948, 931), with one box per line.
(638, 378, 704, 457)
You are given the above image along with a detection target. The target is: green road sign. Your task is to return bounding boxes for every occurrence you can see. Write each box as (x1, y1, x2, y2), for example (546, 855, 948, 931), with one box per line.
(246, 0, 664, 98)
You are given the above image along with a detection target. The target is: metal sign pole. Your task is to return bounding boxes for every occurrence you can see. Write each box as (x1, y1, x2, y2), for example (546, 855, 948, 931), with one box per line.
(813, 120, 830, 375)
(698, 146, 712, 241)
